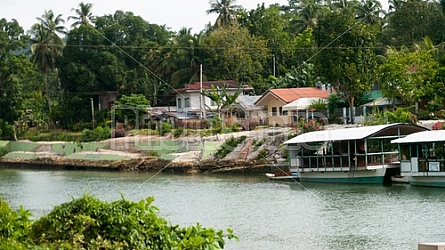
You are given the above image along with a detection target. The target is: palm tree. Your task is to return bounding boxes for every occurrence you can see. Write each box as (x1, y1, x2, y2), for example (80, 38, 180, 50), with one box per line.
(171, 31, 207, 86)
(293, 4, 321, 33)
(331, 0, 359, 15)
(29, 23, 64, 118)
(356, 0, 384, 25)
(68, 2, 96, 28)
(206, 0, 242, 28)
(37, 10, 67, 37)
(388, 0, 405, 12)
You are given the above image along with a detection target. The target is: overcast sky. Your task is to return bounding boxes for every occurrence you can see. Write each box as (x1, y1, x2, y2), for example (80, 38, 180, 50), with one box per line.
(1, 0, 289, 33)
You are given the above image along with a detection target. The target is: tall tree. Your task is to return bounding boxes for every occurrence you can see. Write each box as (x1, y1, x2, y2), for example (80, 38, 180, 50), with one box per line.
(37, 10, 67, 37)
(382, 0, 445, 47)
(204, 24, 269, 85)
(29, 11, 65, 118)
(0, 19, 36, 133)
(379, 48, 439, 105)
(68, 2, 96, 28)
(171, 29, 207, 87)
(355, 0, 384, 26)
(315, 12, 378, 123)
(207, 0, 242, 28)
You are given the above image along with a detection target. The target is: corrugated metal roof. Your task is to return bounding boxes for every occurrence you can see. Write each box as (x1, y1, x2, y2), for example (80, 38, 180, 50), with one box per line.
(392, 130, 445, 143)
(285, 123, 427, 144)
(270, 87, 330, 103)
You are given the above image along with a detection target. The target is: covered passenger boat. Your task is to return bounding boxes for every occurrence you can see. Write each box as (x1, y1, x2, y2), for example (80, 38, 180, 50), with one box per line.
(284, 123, 427, 184)
(392, 130, 445, 187)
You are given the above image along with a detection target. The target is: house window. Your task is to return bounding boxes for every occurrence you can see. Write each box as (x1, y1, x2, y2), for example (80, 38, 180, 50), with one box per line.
(271, 107, 277, 116)
(279, 107, 288, 116)
(185, 98, 190, 108)
(177, 98, 182, 109)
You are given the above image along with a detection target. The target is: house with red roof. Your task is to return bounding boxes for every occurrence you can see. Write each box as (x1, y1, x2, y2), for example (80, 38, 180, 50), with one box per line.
(254, 87, 331, 126)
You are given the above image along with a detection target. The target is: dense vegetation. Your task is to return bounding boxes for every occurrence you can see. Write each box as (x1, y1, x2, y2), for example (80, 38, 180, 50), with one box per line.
(2, 0, 445, 138)
(0, 195, 236, 249)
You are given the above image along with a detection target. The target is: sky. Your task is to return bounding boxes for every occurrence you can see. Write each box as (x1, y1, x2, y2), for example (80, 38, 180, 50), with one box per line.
(1, 0, 289, 33)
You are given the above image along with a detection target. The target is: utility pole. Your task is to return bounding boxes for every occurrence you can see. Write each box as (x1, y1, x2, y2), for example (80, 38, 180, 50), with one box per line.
(91, 98, 95, 129)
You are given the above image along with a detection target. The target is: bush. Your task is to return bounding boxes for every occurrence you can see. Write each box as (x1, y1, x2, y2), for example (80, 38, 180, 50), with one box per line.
(255, 149, 268, 161)
(0, 195, 236, 249)
(292, 119, 324, 134)
(159, 122, 172, 136)
(81, 126, 112, 142)
(215, 136, 247, 159)
(173, 127, 184, 138)
(0, 119, 14, 139)
(385, 107, 418, 124)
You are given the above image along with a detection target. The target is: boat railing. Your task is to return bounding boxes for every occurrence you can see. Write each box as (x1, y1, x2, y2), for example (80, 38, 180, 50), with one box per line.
(299, 155, 351, 171)
(296, 151, 399, 171)
(365, 151, 399, 166)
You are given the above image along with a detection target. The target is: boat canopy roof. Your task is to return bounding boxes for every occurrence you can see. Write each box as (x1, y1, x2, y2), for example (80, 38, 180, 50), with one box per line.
(392, 130, 445, 144)
(285, 123, 427, 144)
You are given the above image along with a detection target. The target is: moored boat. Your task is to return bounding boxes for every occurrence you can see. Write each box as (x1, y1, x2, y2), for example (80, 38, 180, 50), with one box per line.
(392, 130, 445, 187)
(284, 123, 427, 184)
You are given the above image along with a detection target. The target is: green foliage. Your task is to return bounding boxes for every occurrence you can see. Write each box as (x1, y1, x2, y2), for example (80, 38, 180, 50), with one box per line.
(253, 138, 266, 151)
(271, 62, 317, 89)
(80, 126, 112, 142)
(255, 149, 268, 161)
(364, 108, 387, 125)
(204, 24, 269, 85)
(0, 194, 236, 249)
(309, 98, 327, 111)
(0, 119, 14, 139)
(379, 49, 438, 104)
(23, 130, 82, 142)
(0, 197, 32, 244)
(159, 122, 172, 136)
(215, 136, 247, 159)
(173, 127, 184, 138)
(385, 107, 418, 124)
(315, 12, 378, 123)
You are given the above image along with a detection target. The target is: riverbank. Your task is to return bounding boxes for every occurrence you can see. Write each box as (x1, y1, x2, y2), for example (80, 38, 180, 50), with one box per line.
(0, 127, 292, 173)
(1, 121, 438, 173)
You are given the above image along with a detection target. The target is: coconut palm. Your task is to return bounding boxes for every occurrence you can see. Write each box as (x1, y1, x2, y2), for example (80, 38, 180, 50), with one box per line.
(206, 0, 242, 28)
(68, 2, 96, 28)
(331, 0, 359, 15)
(356, 0, 384, 25)
(171, 30, 207, 86)
(29, 23, 64, 117)
(388, 0, 405, 12)
(293, 4, 321, 33)
(37, 10, 67, 37)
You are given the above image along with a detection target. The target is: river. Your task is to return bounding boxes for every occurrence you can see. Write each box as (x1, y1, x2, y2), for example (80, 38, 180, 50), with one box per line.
(1, 168, 444, 249)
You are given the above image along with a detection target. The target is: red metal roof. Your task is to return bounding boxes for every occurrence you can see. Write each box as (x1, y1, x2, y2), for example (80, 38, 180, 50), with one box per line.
(270, 87, 330, 103)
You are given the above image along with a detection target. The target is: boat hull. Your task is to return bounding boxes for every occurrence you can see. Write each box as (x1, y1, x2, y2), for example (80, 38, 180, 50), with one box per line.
(298, 168, 386, 184)
(408, 176, 445, 188)
(265, 173, 299, 182)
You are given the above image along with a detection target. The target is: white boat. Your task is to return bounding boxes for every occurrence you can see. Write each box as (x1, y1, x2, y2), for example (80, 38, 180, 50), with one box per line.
(392, 130, 445, 187)
(284, 123, 427, 184)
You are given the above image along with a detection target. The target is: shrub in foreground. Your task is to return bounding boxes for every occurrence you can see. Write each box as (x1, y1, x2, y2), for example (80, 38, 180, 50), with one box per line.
(1, 195, 236, 249)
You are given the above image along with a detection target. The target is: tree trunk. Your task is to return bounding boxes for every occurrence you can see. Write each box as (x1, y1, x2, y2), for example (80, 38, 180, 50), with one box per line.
(44, 72, 52, 127)
(348, 96, 355, 124)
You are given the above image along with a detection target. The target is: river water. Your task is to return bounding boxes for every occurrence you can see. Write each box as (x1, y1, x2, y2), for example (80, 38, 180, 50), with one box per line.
(1, 168, 444, 250)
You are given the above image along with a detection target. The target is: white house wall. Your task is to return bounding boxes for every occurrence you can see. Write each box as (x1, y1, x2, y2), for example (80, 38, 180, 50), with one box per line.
(176, 90, 243, 113)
